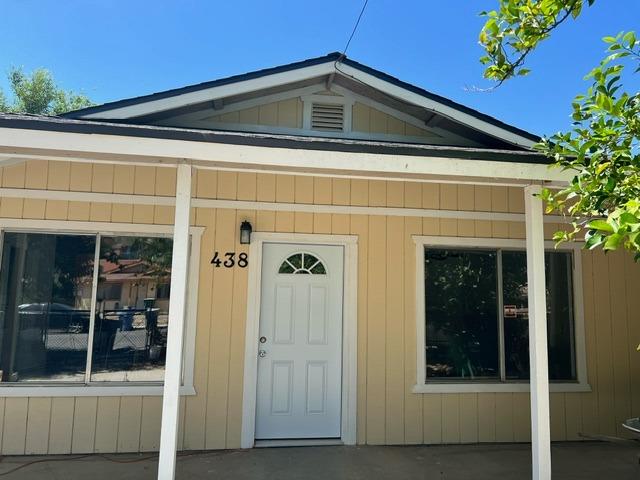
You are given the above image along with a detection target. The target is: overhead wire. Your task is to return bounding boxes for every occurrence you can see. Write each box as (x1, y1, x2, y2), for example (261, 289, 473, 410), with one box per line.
(336, 0, 370, 64)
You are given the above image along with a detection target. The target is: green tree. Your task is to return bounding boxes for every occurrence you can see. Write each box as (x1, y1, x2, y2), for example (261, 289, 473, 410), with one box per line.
(478, 1, 640, 258)
(0, 66, 93, 115)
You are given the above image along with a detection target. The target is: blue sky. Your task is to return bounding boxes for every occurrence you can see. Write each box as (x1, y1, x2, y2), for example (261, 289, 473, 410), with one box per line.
(1, 1, 637, 136)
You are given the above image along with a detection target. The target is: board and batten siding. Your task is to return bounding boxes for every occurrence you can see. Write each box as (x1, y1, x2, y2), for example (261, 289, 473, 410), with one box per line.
(171, 97, 437, 140)
(0, 160, 638, 453)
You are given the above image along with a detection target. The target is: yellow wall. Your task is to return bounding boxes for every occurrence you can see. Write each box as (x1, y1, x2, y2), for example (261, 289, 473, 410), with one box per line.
(0, 160, 638, 453)
(199, 98, 437, 139)
(204, 97, 303, 128)
(352, 102, 437, 138)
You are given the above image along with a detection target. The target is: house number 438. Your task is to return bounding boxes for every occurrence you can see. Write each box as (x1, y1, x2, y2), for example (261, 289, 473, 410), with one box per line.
(211, 252, 248, 268)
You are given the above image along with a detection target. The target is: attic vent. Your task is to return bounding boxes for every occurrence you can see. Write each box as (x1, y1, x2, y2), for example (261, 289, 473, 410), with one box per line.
(311, 103, 344, 132)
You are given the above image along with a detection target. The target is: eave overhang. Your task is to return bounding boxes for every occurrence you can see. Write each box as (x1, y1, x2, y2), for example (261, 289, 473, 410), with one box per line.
(0, 114, 568, 187)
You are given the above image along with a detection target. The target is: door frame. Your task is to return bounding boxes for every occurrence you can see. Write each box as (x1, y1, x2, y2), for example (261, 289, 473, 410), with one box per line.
(241, 232, 358, 448)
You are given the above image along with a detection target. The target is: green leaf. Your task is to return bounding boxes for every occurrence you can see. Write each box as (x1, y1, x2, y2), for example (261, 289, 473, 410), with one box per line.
(587, 219, 614, 233)
(622, 31, 636, 47)
(604, 233, 623, 250)
(585, 232, 605, 249)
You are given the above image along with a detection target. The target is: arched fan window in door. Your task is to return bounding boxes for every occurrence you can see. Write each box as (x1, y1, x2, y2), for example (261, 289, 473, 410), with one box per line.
(278, 252, 326, 275)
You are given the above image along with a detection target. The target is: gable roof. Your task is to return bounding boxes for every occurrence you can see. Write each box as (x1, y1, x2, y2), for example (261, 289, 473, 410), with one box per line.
(62, 53, 539, 149)
(64, 53, 344, 119)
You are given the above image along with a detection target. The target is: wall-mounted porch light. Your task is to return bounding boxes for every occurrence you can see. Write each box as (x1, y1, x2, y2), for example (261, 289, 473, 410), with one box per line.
(240, 221, 253, 245)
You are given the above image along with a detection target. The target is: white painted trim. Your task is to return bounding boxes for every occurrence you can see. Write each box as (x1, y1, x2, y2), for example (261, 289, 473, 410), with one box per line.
(302, 99, 312, 130)
(194, 121, 467, 146)
(0, 218, 203, 398)
(0, 217, 204, 236)
(158, 163, 192, 480)
(0, 152, 177, 169)
(0, 188, 570, 224)
(0, 385, 196, 397)
(0, 188, 175, 206)
(162, 83, 325, 124)
(524, 185, 551, 480)
(301, 94, 354, 106)
(412, 236, 580, 249)
(412, 382, 591, 394)
(79, 62, 337, 119)
(0, 127, 571, 184)
(335, 63, 536, 149)
(241, 232, 358, 449)
(332, 84, 432, 133)
(254, 439, 343, 448)
(330, 84, 480, 148)
(415, 240, 426, 388)
(84, 235, 101, 384)
(412, 235, 589, 394)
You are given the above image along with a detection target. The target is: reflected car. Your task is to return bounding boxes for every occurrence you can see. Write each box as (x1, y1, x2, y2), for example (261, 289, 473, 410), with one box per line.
(17, 303, 90, 333)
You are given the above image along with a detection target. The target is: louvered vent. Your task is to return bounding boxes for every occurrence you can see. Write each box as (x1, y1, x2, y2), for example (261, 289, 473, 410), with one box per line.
(311, 103, 344, 132)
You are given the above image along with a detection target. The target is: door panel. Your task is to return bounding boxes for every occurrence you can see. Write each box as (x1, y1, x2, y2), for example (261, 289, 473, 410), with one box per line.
(255, 244, 344, 439)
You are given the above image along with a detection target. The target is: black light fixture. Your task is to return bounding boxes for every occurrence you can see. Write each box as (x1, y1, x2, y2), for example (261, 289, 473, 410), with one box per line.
(240, 221, 252, 244)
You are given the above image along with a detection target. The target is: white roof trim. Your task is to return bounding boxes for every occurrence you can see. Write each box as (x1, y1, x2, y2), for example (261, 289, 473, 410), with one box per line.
(0, 127, 568, 184)
(79, 62, 336, 120)
(335, 63, 536, 149)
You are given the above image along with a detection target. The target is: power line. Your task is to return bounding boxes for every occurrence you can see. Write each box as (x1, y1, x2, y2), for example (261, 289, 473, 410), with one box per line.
(338, 0, 370, 62)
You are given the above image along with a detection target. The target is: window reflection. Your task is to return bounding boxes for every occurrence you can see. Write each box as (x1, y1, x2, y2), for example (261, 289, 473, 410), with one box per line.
(502, 251, 575, 381)
(425, 249, 499, 379)
(425, 247, 576, 383)
(0, 233, 95, 382)
(90, 236, 173, 382)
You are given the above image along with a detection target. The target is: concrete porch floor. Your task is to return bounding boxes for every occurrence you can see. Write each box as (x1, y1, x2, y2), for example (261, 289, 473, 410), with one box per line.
(0, 442, 638, 479)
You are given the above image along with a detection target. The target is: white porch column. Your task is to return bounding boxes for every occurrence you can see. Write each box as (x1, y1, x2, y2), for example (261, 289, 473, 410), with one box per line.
(158, 163, 192, 480)
(524, 184, 551, 480)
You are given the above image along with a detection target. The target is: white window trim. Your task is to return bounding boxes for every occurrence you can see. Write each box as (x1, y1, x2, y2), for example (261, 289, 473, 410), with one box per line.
(412, 235, 590, 394)
(0, 218, 203, 397)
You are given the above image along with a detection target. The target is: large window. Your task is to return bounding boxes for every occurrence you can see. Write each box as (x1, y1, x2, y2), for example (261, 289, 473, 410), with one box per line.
(424, 246, 576, 383)
(0, 231, 173, 384)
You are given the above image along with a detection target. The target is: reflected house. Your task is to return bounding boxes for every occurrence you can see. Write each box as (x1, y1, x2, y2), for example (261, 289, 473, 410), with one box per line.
(90, 255, 171, 382)
(97, 258, 170, 313)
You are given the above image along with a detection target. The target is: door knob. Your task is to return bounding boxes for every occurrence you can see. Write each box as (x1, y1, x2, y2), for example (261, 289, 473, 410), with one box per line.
(258, 350, 267, 358)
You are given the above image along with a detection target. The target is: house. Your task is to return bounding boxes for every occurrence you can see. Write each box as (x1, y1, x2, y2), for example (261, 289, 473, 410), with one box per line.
(0, 52, 637, 480)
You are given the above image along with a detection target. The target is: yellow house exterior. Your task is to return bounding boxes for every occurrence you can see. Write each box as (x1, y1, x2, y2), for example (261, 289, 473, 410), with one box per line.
(0, 53, 637, 478)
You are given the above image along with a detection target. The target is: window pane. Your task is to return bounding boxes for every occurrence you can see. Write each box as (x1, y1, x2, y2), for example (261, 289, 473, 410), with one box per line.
(425, 249, 499, 380)
(0, 233, 95, 382)
(91, 236, 172, 382)
(502, 251, 575, 381)
(501, 251, 529, 380)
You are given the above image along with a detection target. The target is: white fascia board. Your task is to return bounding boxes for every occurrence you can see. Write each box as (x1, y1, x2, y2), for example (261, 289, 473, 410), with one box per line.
(79, 63, 336, 120)
(0, 127, 570, 183)
(336, 63, 537, 149)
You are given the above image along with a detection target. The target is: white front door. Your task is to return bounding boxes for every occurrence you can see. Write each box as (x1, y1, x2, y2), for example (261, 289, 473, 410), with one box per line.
(255, 243, 344, 439)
